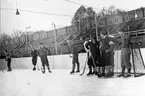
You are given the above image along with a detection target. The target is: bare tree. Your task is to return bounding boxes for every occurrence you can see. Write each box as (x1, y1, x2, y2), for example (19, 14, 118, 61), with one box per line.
(0, 33, 11, 56)
(12, 29, 23, 43)
(71, 6, 96, 33)
(97, 5, 126, 18)
(0, 33, 11, 40)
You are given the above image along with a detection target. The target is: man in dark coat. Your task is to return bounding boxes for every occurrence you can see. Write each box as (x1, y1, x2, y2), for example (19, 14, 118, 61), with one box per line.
(38, 43, 52, 74)
(99, 30, 117, 77)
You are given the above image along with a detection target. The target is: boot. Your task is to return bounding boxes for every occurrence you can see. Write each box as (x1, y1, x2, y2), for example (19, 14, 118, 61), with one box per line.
(7, 69, 11, 71)
(98, 67, 105, 77)
(33, 66, 36, 71)
(94, 68, 99, 76)
(105, 66, 114, 78)
(97, 67, 102, 77)
(87, 67, 93, 76)
(110, 72, 114, 76)
(124, 69, 131, 77)
(47, 66, 52, 73)
(42, 66, 45, 74)
(117, 67, 125, 77)
(7, 67, 12, 71)
(101, 67, 105, 77)
(105, 72, 113, 78)
(70, 71, 75, 74)
(110, 65, 114, 76)
(70, 64, 75, 74)
(87, 70, 93, 76)
(76, 70, 80, 73)
(76, 63, 80, 73)
(92, 67, 98, 75)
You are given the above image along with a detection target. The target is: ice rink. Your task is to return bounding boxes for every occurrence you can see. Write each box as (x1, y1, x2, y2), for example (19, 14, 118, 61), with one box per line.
(0, 49, 145, 96)
(0, 69, 145, 96)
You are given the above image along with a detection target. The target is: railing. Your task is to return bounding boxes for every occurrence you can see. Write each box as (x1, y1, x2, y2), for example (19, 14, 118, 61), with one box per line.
(112, 29, 145, 38)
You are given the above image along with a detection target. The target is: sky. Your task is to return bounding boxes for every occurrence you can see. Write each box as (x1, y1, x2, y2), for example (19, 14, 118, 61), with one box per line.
(0, 0, 145, 35)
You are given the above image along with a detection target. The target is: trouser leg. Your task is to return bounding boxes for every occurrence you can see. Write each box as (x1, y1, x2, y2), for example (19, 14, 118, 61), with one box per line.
(87, 58, 93, 75)
(125, 52, 131, 77)
(76, 62, 80, 72)
(32, 57, 37, 70)
(126, 52, 131, 73)
(117, 65, 125, 77)
(7, 59, 11, 71)
(70, 63, 75, 74)
(110, 52, 114, 75)
(40, 56, 46, 73)
(44, 56, 51, 72)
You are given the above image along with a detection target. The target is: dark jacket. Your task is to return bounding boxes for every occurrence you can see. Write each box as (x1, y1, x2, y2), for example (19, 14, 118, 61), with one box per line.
(38, 47, 48, 57)
(100, 36, 117, 52)
(31, 50, 38, 58)
(5, 53, 11, 61)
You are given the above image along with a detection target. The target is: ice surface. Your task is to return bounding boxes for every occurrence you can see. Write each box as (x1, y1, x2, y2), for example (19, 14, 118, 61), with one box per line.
(0, 48, 145, 96)
(0, 69, 145, 96)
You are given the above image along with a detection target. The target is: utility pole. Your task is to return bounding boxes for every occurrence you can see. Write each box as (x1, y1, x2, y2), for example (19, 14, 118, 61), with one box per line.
(52, 23, 57, 55)
(25, 26, 31, 49)
(95, 13, 99, 40)
(79, 18, 81, 33)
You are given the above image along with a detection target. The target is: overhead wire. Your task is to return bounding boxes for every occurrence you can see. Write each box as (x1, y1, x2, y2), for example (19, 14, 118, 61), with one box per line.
(0, 8, 73, 17)
(64, 0, 102, 11)
(1, 0, 103, 16)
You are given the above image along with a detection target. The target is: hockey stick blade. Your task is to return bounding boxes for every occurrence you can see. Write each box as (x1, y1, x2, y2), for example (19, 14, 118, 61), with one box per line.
(80, 55, 88, 76)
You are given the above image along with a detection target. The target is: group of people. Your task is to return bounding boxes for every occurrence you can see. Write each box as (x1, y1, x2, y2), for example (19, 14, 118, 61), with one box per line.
(3, 30, 132, 78)
(3, 42, 52, 73)
(68, 30, 132, 78)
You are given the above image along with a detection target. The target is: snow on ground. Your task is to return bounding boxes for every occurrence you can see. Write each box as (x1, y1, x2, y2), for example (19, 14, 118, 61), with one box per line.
(0, 69, 145, 96)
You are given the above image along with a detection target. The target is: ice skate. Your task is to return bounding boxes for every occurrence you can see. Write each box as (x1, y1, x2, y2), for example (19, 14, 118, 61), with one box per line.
(117, 73, 124, 77)
(87, 70, 93, 76)
(124, 73, 131, 78)
(70, 71, 75, 74)
(33, 67, 36, 71)
(76, 70, 80, 73)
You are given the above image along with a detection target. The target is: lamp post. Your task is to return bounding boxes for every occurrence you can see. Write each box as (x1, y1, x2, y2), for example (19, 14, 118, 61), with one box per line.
(25, 26, 31, 46)
(16, 9, 20, 15)
(52, 23, 57, 55)
(15, 0, 20, 15)
(95, 13, 99, 40)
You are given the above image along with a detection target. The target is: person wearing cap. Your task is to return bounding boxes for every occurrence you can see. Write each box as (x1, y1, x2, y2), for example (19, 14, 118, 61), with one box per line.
(38, 43, 52, 74)
(67, 40, 80, 74)
(117, 31, 132, 77)
(4, 50, 12, 71)
(84, 38, 100, 76)
(99, 30, 117, 77)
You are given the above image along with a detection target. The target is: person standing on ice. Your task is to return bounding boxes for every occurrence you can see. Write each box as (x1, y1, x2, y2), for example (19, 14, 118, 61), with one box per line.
(83, 38, 100, 76)
(99, 30, 117, 77)
(4, 50, 12, 71)
(29, 44, 38, 71)
(117, 31, 132, 77)
(67, 40, 80, 74)
(38, 43, 52, 74)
